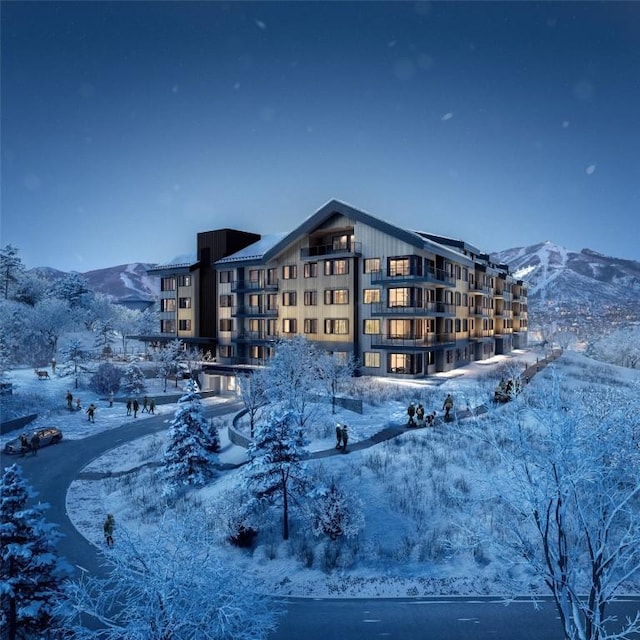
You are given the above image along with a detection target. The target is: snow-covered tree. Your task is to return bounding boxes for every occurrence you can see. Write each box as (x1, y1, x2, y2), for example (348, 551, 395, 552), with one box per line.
(588, 326, 640, 370)
(111, 305, 140, 355)
(28, 297, 72, 360)
(60, 511, 281, 640)
(90, 363, 122, 395)
(263, 336, 319, 428)
(11, 270, 48, 306)
(316, 351, 357, 414)
(160, 380, 219, 496)
(50, 272, 93, 309)
(0, 329, 12, 379)
(137, 306, 159, 338)
(238, 369, 268, 438)
(246, 410, 310, 540)
(0, 244, 24, 300)
(470, 373, 640, 640)
(93, 318, 116, 359)
(309, 477, 364, 541)
(61, 337, 89, 387)
(121, 363, 146, 395)
(0, 464, 71, 640)
(153, 339, 183, 392)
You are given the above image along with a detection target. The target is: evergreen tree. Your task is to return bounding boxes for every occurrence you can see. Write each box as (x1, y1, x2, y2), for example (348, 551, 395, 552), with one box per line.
(0, 464, 70, 640)
(309, 478, 364, 541)
(160, 380, 218, 496)
(122, 363, 146, 395)
(90, 362, 122, 395)
(0, 245, 24, 300)
(246, 411, 310, 540)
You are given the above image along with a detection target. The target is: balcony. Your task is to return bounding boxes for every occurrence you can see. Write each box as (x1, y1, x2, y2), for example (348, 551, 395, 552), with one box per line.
(370, 268, 455, 287)
(470, 330, 493, 341)
(300, 241, 362, 259)
(231, 331, 279, 343)
(471, 283, 492, 295)
(371, 333, 456, 349)
(369, 302, 456, 316)
(231, 280, 278, 293)
(472, 306, 491, 317)
(231, 305, 278, 317)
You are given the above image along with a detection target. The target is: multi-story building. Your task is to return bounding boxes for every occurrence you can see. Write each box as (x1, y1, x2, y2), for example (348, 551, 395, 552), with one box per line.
(146, 228, 260, 349)
(213, 200, 527, 378)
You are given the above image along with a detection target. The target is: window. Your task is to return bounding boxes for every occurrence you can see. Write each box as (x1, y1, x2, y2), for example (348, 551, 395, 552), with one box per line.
(364, 258, 380, 273)
(455, 319, 461, 332)
(248, 319, 262, 333)
(178, 297, 191, 309)
(249, 293, 261, 308)
(282, 318, 297, 333)
(364, 352, 380, 368)
(161, 277, 176, 291)
(178, 275, 191, 287)
(178, 319, 192, 331)
(161, 299, 176, 312)
(304, 318, 318, 334)
(304, 262, 317, 278)
(219, 319, 233, 332)
(219, 344, 233, 358)
(219, 270, 232, 284)
(282, 291, 297, 306)
(324, 289, 348, 304)
(250, 345, 265, 360)
(363, 288, 381, 303)
(388, 287, 421, 308)
(282, 265, 297, 279)
(455, 265, 461, 280)
(332, 234, 350, 251)
(455, 292, 461, 306)
(249, 269, 262, 284)
(388, 353, 422, 374)
(304, 290, 317, 306)
(324, 259, 348, 275)
(219, 294, 232, 307)
(267, 268, 277, 285)
(388, 319, 412, 338)
(363, 319, 380, 334)
(267, 293, 278, 310)
(160, 319, 175, 333)
(267, 319, 278, 335)
(324, 318, 349, 334)
(388, 257, 414, 277)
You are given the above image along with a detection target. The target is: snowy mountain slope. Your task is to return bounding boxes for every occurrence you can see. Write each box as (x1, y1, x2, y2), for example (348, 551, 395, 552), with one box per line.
(28, 263, 159, 301)
(492, 241, 640, 335)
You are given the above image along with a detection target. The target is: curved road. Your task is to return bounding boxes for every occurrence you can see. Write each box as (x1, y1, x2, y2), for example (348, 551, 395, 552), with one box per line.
(16, 388, 640, 640)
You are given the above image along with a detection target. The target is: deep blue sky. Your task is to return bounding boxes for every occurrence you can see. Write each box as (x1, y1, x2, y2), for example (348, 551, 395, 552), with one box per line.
(2, 1, 639, 272)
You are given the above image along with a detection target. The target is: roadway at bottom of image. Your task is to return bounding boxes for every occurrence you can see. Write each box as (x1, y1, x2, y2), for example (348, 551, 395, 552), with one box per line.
(268, 595, 640, 640)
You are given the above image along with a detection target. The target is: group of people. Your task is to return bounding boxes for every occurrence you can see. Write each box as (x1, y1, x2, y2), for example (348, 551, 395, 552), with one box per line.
(65, 390, 82, 412)
(19, 432, 40, 456)
(335, 423, 349, 452)
(126, 396, 156, 417)
(406, 401, 441, 427)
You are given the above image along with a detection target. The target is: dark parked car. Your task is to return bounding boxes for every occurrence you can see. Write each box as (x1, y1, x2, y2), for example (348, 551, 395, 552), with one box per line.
(4, 427, 63, 455)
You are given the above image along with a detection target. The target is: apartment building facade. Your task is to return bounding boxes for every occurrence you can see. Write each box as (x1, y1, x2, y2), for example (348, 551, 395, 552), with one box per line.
(213, 200, 528, 378)
(146, 228, 260, 348)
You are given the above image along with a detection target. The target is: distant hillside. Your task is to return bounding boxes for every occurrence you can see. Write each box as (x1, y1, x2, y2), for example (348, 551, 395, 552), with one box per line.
(492, 241, 640, 338)
(29, 263, 159, 301)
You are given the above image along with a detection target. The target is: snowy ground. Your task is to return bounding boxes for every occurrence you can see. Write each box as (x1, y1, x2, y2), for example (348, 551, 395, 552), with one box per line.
(7, 347, 637, 599)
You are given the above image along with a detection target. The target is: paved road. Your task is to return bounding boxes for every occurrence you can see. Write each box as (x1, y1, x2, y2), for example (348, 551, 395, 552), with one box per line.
(18, 399, 243, 576)
(270, 595, 640, 640)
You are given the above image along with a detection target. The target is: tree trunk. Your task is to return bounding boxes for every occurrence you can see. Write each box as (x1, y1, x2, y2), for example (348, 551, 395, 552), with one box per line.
(282, 475, 289, 540)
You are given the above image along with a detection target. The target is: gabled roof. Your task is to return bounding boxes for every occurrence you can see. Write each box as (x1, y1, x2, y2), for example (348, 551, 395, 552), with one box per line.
(262, 199, 426, 261)
(215, 233, 287, 265)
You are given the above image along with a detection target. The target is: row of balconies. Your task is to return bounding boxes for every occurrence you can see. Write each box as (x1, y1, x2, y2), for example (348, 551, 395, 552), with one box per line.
(300, 241, 362, 259)
(370, 268, 456, 287)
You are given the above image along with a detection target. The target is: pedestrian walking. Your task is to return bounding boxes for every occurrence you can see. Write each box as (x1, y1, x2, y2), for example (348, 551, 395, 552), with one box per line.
(149, 398, 155, 414)
(66, 390, 73, 410)
(103, 513, 115, 547)
(341, 424, 349, 452)
(133, 398, 139, 418)
(30, 433, 40, 455)
(51, 357, 56, 374)
(86, 403, 96, 423)
(109, 390, 114, 408)
(20, 433, 29, 457)
(142, 396, 148, 413)
(407, 402, 416, 426)
(443, 394, 454, 421)
(416, 403, 425, 425)
(126, 398, 132, 415)
(335, 424, 343, 449)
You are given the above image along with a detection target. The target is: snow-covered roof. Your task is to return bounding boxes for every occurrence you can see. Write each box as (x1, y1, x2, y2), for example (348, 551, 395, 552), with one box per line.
(215, 233, 287, 265)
